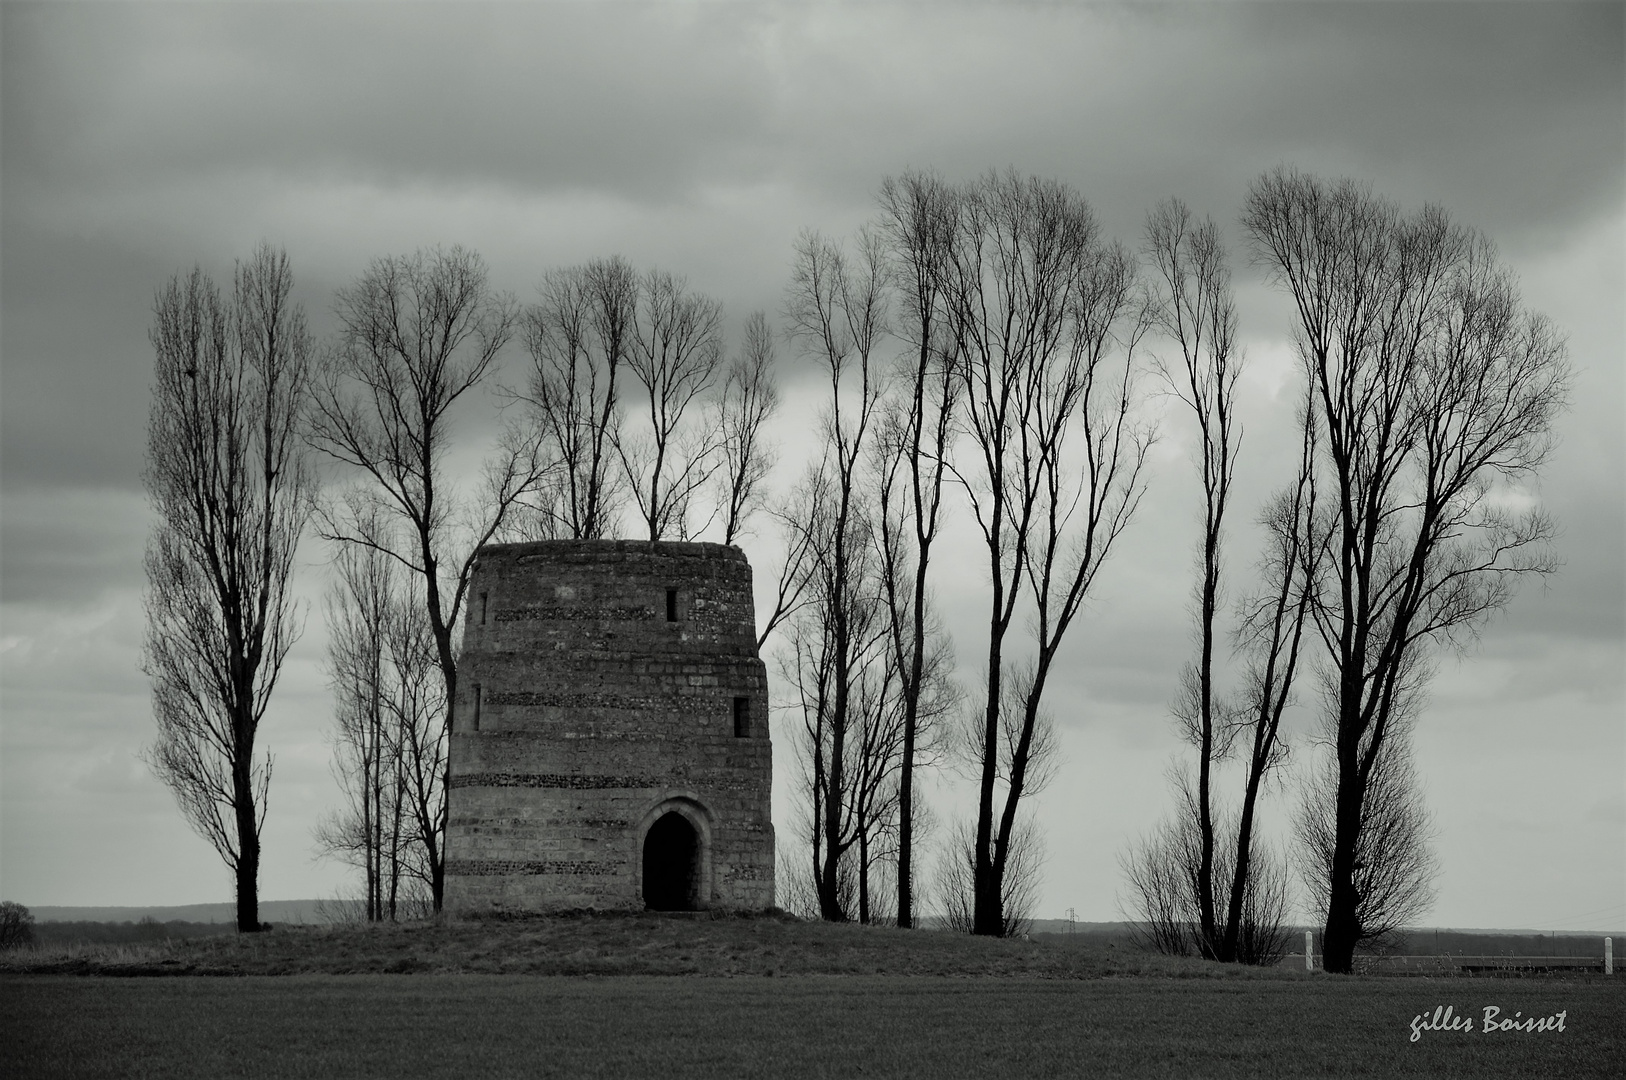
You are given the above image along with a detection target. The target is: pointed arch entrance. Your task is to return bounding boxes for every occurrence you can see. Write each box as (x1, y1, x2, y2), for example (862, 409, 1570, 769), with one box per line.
(637, 796, 712, 911)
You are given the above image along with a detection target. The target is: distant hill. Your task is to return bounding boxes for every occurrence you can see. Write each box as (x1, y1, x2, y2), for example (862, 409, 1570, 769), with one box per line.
(31, 900, 329, 925)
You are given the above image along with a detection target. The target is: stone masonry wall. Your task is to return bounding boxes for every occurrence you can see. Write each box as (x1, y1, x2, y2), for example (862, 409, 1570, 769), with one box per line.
(444, 539, 774, 913)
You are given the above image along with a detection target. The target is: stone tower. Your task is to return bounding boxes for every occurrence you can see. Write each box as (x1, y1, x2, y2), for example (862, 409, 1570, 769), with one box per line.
(444, 539, 774, 913)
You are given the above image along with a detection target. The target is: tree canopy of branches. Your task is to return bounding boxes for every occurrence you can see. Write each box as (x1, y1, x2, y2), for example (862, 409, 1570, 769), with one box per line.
(622, 268, 727, 540)
(519, 259, 775, 547)
(519, 257, 635, 539)
(142, 244, 314, 933)
(307, 245, 545, 909)
(945, 171, 1154, 936)
(1120, 200, 1309, 964)
(715, 310, 781, 545)
(1243, 167, 1570, 974)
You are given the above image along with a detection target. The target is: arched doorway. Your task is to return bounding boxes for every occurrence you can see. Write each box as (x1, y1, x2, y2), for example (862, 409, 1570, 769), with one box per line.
(642, 811, 701, 911)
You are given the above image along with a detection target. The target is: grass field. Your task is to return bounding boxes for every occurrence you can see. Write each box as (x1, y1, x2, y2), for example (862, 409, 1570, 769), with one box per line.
(3, 916, 1621, 1078)
(6, 974, 1622, 1079)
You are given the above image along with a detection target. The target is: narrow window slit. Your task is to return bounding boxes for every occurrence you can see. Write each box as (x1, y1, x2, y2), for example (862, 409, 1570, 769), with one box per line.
(733, 697, 749, 738)
(666, 588, 678, 622)
(471, 683, 482, 732)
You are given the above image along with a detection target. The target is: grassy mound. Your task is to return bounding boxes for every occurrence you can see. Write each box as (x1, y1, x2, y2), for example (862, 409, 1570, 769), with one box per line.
(0, 910, 1289, 979)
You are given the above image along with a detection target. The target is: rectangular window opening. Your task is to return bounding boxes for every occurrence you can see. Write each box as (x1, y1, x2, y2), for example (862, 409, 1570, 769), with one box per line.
(471, 683, 482, 733)
(666, 588, 678, 622)
(733, 697, 749, 739)
(480, 591, 488, 625)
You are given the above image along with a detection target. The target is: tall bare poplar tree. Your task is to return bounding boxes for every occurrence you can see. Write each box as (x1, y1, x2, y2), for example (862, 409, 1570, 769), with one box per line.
(143, 244, 313, 933)
(1243, 168, 1569, 973)
(308, 245, 545, 909)
(1150, 200, 1240, 954)
(946, 171, 1153, 936)
(1121, 201, 1306, 964)
(784, 227, 891, 920)
(876, 170, 962, 928)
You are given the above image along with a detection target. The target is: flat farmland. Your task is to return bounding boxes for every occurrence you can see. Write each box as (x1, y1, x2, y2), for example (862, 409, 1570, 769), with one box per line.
(3, 918, 1621, 1078)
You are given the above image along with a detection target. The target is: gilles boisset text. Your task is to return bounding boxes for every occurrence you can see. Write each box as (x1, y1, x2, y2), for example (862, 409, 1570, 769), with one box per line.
(1410, 1006, 1568, 1042)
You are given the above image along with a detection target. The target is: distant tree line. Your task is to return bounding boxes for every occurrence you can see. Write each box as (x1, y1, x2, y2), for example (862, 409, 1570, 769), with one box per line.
(141, 166, 1567, 971)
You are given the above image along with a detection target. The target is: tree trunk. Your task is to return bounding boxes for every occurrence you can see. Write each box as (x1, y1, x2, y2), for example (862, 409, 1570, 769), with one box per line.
(233, 754, 261, 933)
(1195, 525, 1221, 958)
(971, 635, 1004, 937)
(1220, 764, 1266, 962)
(857, 831, 871, 925)
(895, 718, 916, 928)
(1321, 770, 1364, 974)
(818, 714, 847, 921)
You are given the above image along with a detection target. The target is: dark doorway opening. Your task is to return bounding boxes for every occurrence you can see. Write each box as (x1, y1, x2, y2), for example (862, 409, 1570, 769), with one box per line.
(642, 812, 701, 911)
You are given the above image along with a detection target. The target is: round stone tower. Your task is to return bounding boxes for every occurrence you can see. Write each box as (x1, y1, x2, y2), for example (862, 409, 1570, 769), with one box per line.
(444, 539, 774, 913)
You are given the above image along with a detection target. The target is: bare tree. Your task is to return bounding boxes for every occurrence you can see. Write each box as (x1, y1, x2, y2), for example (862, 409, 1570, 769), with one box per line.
(1121, 200, 1309, 963)
(519, 257, 635, 539)
(780, 463, 897, 924)
(1147, 198, 1241, 956)
(872, 419, 962, 925)
(1119, 810, 1199, 956)
(0, 902, 34, 950)
(1297, 735, 1437, 953)
(844, 608, 906, 925)
(783, 226, 891, 921)
(378, 568, 452, 918)
(876, 170, 963, 928)
(1119, 767, 1296, 965)
(142, 244, 314, 933)
(941, 812, 1044, 938)
(1219, 419, 1318, 961)
(315, 532, 439, 921)
(307, 245, 543, 910)
(620, 268, 727, 540)
(715, 310, 781, 544)
(779, 443, 961, 928)
(1243, 167, 1570, 973)
(317, 534, 394, 922)
(945, 171, 1154, 936)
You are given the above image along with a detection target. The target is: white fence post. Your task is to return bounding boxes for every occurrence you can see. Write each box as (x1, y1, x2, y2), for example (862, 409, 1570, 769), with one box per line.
(1305, 930, 1314, 971)
(1607, 937, 1614, 976)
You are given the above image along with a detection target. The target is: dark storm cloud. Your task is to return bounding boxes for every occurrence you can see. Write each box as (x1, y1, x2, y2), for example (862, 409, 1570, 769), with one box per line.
(5, 1, 1618, 494)
(2, 2, 781, 207)
(6, 3, 1620, 234)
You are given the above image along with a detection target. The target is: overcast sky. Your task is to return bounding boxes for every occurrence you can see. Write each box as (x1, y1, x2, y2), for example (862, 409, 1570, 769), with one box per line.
(2, 1, 1621, 932)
